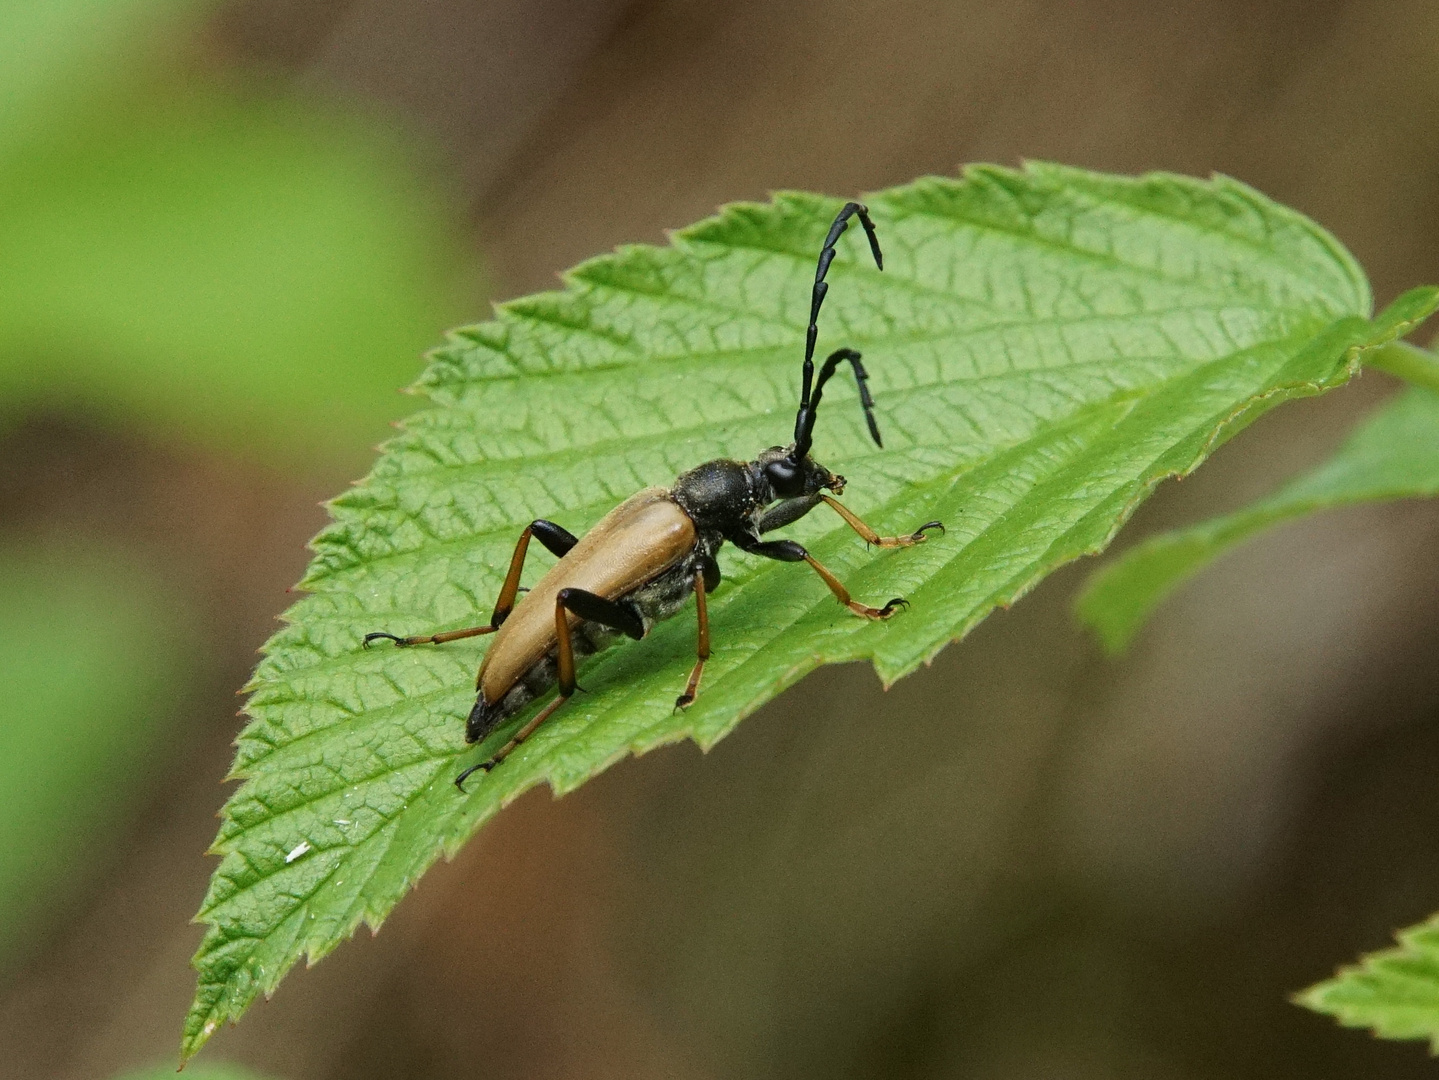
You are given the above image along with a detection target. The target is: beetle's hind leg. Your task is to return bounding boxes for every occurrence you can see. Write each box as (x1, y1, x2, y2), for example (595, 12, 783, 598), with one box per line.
(675, 565, 713, 710)
(363, 519, 579, 648)
(456, 588, 644, 789)
(364, 626, 492, 648)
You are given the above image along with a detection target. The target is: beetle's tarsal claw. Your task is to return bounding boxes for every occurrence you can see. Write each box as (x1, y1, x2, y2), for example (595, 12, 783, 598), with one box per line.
(454, 755, 501, 792)
(363, 631, 403, 649)
(846, 595, 910, 620)
(911, 520, 945, 542)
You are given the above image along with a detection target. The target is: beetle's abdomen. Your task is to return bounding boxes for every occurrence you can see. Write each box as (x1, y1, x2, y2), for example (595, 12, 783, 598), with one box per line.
(476, 487, 696, 707)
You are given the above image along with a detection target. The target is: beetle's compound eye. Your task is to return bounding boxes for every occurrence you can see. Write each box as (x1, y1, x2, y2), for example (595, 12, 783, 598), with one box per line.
(764, 457, 806, 498)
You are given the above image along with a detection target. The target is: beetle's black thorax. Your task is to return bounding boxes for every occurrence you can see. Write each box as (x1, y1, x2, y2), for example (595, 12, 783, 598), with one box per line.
(670, 458, 765, 534)
(670, 449, 842, 541)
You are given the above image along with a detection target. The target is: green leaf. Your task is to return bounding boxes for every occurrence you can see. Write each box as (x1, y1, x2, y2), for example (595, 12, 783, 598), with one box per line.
(1076, 379, 1439, 652)
(1297, 912, 1439, 1049)
(184, 163, 1439, 1059)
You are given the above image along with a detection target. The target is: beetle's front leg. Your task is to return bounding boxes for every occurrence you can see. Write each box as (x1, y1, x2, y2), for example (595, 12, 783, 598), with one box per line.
(820, 495, 943, 548)
(757, 494, 823, 534)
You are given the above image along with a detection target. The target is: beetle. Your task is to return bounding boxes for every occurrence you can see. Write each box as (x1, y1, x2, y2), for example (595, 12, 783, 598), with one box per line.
(364, 202, 943, 791)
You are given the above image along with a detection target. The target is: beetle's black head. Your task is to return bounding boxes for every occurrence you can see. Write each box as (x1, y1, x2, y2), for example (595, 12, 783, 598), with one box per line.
(753, 445, 844, 501)
(777, 202, 886, 485)
(676, 205, 884, 532)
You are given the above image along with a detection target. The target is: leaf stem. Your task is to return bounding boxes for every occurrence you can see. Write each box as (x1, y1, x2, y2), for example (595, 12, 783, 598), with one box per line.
(1365, 340, 1439, 394)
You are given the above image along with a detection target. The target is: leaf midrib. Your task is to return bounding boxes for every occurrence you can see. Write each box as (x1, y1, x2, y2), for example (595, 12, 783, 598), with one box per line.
(404, 302, 1309, 450)
(352, 332, 1303, 502)
(307, 340, 1310, 587)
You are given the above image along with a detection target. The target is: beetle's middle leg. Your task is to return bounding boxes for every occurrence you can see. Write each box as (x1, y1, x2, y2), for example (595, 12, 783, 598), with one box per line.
(363, 519, 579, 647)
(735, 535, 906, 620)
(458, 588, 644, 784)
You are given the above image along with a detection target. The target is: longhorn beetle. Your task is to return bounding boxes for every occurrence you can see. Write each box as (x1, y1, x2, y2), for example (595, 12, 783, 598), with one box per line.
(365, 203, 943, 791)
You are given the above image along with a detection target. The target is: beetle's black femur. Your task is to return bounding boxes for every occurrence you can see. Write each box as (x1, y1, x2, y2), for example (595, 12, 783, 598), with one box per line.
(790, 202, 886, 464)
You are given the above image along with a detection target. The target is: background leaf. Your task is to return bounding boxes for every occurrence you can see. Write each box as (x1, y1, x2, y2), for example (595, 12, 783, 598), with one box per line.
(184, 163, 1439, 1059)
(0, 544, 193, 969)
(0, 0, 472, 467)
(117, 1064, 275, 1080)
(0, 0, 204, 156)
(1075, 381, 1439, 652)
(1297, 912, 1439, 1050)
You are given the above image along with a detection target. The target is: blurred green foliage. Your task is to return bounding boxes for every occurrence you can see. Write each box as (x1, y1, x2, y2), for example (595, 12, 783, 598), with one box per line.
(0, 545, 192, 968)
(0, 0, 191, 151)
(0, 0, 478, 990)
(117, 1064, 275, 1080)
(0, 0, 475, 465)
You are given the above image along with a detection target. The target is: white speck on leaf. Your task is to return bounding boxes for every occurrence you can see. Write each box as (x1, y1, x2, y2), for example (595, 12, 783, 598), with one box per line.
(285, 841, 311, 863)
(333, 819, 351, 825)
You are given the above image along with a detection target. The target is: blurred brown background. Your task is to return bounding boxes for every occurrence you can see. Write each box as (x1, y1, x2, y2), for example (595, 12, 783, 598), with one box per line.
(2, 0, 1439, 1077)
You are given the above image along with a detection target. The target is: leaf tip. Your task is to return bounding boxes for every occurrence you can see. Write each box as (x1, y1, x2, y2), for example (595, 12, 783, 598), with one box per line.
(1073, 567, 1149, 657)
(179, 1013, 222, 1065)
(1289, 981, 1325, 1012)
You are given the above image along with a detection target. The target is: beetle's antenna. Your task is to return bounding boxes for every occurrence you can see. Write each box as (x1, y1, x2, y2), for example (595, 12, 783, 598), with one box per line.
(794, 348, 881, 459)
(793, 202, 883, 461)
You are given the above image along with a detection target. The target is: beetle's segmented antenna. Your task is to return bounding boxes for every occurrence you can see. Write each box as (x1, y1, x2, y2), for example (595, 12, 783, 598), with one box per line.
(803, 348, 882, 452)
(792, 202, 884, 461)
(801, 202, 883, 406)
